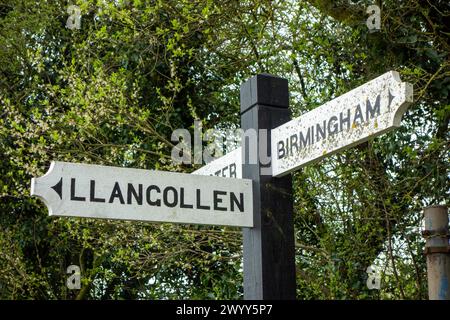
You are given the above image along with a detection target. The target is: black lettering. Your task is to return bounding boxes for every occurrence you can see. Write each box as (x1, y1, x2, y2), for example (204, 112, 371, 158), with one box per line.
(127, 183, 142, 205)
(285, 137, 289, 157)
(277, 140, 285, 159)
(214, 170, 221, 176)
(316, 120, 326, 142)
(213, 191, 227, 211)
(90, 180, 105, 202)
(289, 134, 298, 156)
(180, 187, 193, 208)
(146, 185, 161, 206)
(311, 125, 315, 144)
(230, 192, 244, 212)
(163, 186, 178, 208)
(196, 189, 210, 210)
(221, 167, 227, 177)
(229, 163, 236, 178)
(328, 116, 339, 136)
(109, 182, 125, 204)
(70, 178, 86, 201)
(299, 128, 311, 148)
(366, 94, 381, 120)
(353, 104, 364, 125)
(340, 109, 351, 132)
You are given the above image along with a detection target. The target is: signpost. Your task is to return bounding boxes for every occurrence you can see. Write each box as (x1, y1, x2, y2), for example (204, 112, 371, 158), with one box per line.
(271, 71, 413, 177)
(31, 161, 253, 227)
(240, 74, 296, 299)
(30, 70, 413, 300)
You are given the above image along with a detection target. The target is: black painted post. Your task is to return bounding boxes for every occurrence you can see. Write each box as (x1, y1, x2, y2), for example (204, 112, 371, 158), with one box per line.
(240, 74, 296, 300)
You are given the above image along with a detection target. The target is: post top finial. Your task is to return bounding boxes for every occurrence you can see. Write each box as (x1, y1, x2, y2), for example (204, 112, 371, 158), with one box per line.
(240, 74, 289, 114)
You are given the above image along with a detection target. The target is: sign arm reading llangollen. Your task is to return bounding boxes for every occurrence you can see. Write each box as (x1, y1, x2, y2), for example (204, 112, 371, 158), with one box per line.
(271, 71, 413, 177)
(31, 161, 253, 227)
(29, 71, 414, 300)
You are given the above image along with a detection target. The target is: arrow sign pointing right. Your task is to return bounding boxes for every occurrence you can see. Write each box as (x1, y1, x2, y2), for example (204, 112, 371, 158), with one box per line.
(271, 71, 413, 177)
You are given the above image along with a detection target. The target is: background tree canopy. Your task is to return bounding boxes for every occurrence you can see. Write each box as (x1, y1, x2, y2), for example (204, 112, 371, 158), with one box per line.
(0, 0, 448, 299)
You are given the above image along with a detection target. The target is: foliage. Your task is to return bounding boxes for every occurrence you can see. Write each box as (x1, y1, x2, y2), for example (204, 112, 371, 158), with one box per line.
(0, 0, 448, 299)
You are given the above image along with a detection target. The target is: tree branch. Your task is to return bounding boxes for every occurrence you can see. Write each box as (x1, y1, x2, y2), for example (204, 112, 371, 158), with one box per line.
(304, 0, 364, 25)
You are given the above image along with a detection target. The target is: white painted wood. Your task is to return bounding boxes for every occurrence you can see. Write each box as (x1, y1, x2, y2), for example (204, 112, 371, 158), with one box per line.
(31, 161, 253, 227)
(192, 147, 242, 179)
(271, 71, 413, 177)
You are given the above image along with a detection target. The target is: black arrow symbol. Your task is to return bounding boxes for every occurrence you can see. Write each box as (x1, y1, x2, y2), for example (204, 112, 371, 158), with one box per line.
(388, 89, 395, 111)
(51, 177, 62, 199)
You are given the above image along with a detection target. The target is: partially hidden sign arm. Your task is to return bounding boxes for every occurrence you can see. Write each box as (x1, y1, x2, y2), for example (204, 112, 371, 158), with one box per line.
(31, 161, 253, 227)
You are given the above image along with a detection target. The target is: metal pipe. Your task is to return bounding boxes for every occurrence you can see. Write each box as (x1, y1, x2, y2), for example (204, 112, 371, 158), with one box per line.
(422, 205, 450, 300)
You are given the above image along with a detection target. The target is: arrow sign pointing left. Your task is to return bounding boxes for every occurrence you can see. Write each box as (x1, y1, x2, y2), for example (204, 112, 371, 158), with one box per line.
(31, 161, 253, 227)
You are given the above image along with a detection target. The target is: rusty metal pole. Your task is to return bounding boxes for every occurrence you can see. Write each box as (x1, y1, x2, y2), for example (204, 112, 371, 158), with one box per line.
(422, 205, 450, 300)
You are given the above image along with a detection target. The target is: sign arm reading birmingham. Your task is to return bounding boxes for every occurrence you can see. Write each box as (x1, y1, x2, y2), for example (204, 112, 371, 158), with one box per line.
(192, 71, 413, 180)
(271, 71, 413, 177)
(30, 70, 413, 301)
(31, 161, 253, 227)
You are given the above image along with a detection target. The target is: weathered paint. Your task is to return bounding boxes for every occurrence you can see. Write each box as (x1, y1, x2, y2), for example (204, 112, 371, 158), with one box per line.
(439, 275, 449, 300)
(31, 161, 253, 227)
(426, 254, 450, 300)
(423, 205, 450, 300)
(271, 71, 414, 177)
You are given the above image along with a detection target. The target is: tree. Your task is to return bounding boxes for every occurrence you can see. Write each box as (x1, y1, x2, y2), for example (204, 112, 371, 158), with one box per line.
(0, 0, 448, 299)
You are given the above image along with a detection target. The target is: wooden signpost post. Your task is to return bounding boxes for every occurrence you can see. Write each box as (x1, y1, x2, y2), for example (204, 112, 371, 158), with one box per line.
(31, 71, 413, 300)
(240, 74, 296, 299)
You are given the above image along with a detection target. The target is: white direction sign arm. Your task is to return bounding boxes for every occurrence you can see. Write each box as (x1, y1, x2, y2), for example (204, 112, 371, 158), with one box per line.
(192, 147, 242, 179)
(31, 161, 253, 227)
(271, 71, 413, 177)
